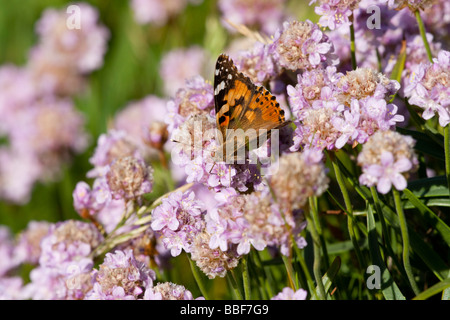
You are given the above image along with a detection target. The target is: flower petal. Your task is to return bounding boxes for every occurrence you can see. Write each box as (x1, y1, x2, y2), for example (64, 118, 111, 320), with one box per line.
(377, 177, 392, 194)
(391, 173, 407, 191)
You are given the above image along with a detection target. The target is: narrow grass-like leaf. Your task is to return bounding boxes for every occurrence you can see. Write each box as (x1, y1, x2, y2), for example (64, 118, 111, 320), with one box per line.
(367, 204, 405, 300)
(412, 278, 450, 300)
(403, 198, 450, 209)
(404, 175, 450, 198)
(335, 158, 450, 281)
(389, 39, 406, 102)
(403, 188, 450, 246)
(311, 256, 341, 300)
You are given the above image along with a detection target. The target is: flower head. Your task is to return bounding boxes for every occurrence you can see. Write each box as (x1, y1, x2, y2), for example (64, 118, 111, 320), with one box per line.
(269, 150, 329, 210)
(311, 0, 361, 30)
(85, 250, 156, 300)
(190, 231, 240, 279)
(243, 190, 308, 256)
(336, 67, 400, 106)
(145, 282, 203, 300)
(271, 287, 308, 300)
(114, 95, 169, 153)
(116, 228, 171, 271)
(272, 20, 337, 71)
(106, 156, 154, 200)
(358, 130, 418, 194)
(405, 50, 450, 127)
(287, 66, 403, 151)
(386, 0, 436, 11)
(131, 0, 194, 26)
(218, 0, 287, 35)
(14, 220, 51, 265)
(151, 190, 205, 256)
(30, 3, 109, 95)
(160, 46, 210, 96)
(234, 41, 278, 85)
(88, 130, 141, 178)
(39, 220, 103, 270)
(23, 260, 94, 300)
(166, 76, 215, 134)
(22, 220, 103, 300)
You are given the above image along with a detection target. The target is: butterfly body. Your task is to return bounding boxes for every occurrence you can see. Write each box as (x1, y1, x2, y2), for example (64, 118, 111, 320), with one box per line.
(213, 54, 290, 163)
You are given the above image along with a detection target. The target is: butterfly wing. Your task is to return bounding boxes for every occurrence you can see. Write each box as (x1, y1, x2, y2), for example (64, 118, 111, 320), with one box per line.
(214, 54, 289, 160)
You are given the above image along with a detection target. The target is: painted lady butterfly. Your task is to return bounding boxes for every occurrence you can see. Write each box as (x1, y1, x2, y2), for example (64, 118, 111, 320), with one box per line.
(213, 54, 290, 162)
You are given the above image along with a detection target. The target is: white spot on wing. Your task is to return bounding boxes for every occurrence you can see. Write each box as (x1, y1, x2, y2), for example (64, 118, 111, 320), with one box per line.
(214, 81, 226, 95)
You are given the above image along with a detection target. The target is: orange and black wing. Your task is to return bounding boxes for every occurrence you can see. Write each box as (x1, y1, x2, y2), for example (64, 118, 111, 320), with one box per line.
(213, 54, 288, 135)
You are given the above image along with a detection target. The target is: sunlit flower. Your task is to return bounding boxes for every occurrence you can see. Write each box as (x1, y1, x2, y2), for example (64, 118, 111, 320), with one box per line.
(358, 130, 418, 194)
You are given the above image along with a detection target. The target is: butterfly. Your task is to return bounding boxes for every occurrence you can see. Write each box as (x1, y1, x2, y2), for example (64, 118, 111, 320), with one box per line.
(213, 54, 290, 163)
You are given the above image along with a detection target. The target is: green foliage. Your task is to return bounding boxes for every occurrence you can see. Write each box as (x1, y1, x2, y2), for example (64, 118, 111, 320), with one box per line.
(0, 0, 448, 300)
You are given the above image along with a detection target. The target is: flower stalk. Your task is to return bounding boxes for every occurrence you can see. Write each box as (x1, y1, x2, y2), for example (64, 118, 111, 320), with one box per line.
(445, 125, 450, 202)
(414, 10, 433, 63)
(187, 254, 210, 300)
(331, 158, 366, 269)
(305, 200, 326, 300)
(349, 14, 357, 70)
(227, 270, 244, 300)
(392, 188, 421, 295)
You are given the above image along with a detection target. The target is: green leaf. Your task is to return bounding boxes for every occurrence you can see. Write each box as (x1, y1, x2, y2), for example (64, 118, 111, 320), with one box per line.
(311, 256, 341, 300)
(404, 176, 450, 198)
(389, 39, 406, 103)
(403, 198, 450, 209)
(409, 231, 450, 281)
(413, 278, 450, 300)
(367, 204, 405, 300)
(335, 158, 450, 281)
(326, 239, 368, 255)
(403, 188, 450, 246)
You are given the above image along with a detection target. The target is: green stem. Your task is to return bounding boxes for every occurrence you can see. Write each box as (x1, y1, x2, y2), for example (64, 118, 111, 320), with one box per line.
(310, 197, 329, 269)
(445, 125, 450, 202)
(248, 252, 269, 299)
(293, 235, 315, 294)
(227, 270, 243, 300)
(253, 251, 275, 298)
(414, 10, 433, 62)
(369, 186, 405, 275)
(187, 254, 210, 300)
(349, 14, 357, 70)
(331, 159, 353, 217)
(281, 254, 298, 291)
(331, 159, 366, 268)
(305, 206, 326, 300)
(370, 187, 391, 246)
(242, 255, 251, 300)
(392, 188, 421, 296)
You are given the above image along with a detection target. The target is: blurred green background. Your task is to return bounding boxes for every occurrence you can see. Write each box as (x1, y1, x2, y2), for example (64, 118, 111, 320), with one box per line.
(2, 1, 449, 301)
(0, 0, 315, 299)
(0, 0, 314, 231)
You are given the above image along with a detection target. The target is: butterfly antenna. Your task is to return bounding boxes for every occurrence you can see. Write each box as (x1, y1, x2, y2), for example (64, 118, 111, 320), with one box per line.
(209, 161, 217, 174)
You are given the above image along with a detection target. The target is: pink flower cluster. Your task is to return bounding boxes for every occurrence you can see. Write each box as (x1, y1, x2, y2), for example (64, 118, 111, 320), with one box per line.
(131, 0, 202, 26)
(405, 50, 450, 127)
(287, 66, 403, 151)
(0, 3, 109, 204)
(151, 190, 205, 256)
